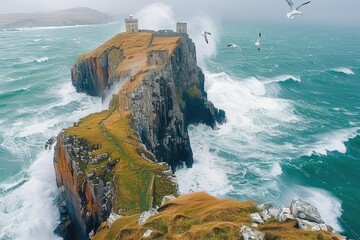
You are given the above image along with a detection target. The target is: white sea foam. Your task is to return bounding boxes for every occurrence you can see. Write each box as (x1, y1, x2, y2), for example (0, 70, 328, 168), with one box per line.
(282, 185, 343, 232)
(34, 57, 49, 63)
(307, 127, 359, 155)
(177, 70, 301, 197)
(12, 24, 93, 32)
(1, 82, 102, 156)
(176, 125, 233, 196)
(0, 81, 103, 239)
(0, 150, 61, 240)
(262, 75, 301, 84)
(102, 78, 128, 109)
(331, 67, 355, 75)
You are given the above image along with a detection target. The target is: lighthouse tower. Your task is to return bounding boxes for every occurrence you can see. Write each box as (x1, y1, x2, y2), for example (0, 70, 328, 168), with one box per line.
(125, 15, 138, 33)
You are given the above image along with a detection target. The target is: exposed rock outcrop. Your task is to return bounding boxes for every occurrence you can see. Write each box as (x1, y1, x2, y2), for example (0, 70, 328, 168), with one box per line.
(71, 46, 124, 96)
(130, 36, 225, 169)
(55, 31, 224, 239)
(71, 31, 226, 170)
(54, 133, 114, 239)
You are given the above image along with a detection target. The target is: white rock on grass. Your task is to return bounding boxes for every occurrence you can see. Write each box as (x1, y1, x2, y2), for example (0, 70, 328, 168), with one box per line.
(268, 207, 280, 219)
(161, 194, 176, 206)
(257, 203, 272, 212)
(277, 206, 294, 222)
(251, 212, 264, 224)
(240, 225, 265, 240)
(107, 212, 122, 227)
(260, 209, 272, 222)
(297, 219, 328, 231)
(143, 229, 153, 238)
(291, 198, 324, 224)
(138, 208, 158, 226)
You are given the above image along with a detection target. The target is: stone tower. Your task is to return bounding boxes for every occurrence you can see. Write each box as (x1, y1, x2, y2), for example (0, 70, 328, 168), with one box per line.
(176, 22, 187, 34)
(125, 15, 138, 33)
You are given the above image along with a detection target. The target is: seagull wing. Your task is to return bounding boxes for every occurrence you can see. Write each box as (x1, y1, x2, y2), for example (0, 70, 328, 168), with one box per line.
(256, 33, 261, 43)
(204, 34, 209, 44)
(206, 31, 212, 35)
(296, 1, 311, 10)
(285, 0, 295, 11)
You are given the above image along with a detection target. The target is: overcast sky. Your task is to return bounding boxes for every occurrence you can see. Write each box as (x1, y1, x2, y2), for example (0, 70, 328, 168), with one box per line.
(1, 0, 360, 25)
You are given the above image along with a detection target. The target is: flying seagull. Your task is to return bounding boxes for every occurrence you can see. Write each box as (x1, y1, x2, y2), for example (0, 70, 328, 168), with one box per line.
(227, 43, 247, 58)
(201, 31, 211, 44)
(255, 33, 261, 51)
(285, 0, 311, 19)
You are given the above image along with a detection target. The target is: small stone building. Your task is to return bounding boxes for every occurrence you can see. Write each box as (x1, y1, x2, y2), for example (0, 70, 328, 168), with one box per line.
(125, 15, 138, 33)
(176, 22, 187, 34)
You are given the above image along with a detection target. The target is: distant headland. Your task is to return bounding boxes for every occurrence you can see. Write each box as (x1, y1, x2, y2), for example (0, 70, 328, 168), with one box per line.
(0, 7, 111, 29)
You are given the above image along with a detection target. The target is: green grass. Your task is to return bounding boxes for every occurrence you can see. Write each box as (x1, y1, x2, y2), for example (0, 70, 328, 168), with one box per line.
(64, 95, 176, 215)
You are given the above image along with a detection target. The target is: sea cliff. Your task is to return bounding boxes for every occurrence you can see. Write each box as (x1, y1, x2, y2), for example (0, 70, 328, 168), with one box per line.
(54, 30, 344, 240)
(54, 30, 225, 239)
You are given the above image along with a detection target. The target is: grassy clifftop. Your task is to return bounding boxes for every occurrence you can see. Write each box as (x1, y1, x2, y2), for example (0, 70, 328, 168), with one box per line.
(93, 192, 342, 240)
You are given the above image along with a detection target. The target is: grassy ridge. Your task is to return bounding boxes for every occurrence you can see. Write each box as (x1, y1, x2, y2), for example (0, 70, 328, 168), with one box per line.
(65, 96, 176, 214)
(93, 192, 343, 240)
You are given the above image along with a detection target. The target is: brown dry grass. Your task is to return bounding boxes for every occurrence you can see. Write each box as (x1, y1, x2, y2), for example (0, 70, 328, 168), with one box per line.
(93, 192, 344, 240)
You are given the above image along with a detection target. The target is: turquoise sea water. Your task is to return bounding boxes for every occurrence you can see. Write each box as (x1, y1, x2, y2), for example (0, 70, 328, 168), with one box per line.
(0, 22, 359, 239)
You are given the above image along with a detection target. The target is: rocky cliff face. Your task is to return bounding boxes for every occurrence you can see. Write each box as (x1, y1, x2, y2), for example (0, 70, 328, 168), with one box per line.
(130, 36, 225, 170)
(71, 31, 225, 170)
(54, 133, 114, 239)
(71, 46, 124, 96)
(55, 31, 223, 239)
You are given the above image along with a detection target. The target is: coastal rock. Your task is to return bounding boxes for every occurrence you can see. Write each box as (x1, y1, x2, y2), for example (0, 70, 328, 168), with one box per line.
(260, 209, 272, 222)
(240, 225, 265, 240)
(71, 31, 226, 170)
(268, 207, 281, 219)
(256, 203, 272, 212)
(143, 229, 153, 238)
(297, 219, 328, 231)
(54, 133, 114, 239)
(161, 194, 176, 206)
(251, 212, 264, 224)
(107, 212, 122, 227)
(129, 35, 226, 169)
(276, 206, 294, 222)
(71, 46, 124, 96)
(291, 198, 324, 224)
(138, 208, 158, 226)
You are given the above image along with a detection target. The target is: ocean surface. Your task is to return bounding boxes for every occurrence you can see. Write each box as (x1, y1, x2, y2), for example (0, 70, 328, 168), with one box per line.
(0, 22, 359, 239)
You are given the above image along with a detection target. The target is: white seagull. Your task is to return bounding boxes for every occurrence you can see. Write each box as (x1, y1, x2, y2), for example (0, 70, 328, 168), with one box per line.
(285, 0, 311, 19)
(227, 43, 247, 58)
(255, 33, 261, 51)
(201, 31, 211, 44)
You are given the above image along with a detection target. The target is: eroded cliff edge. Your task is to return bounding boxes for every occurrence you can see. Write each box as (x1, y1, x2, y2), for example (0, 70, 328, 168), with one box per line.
(71, 31, 225, 170)
(55, 31, 225, 239)
(54, 30, 344, 240)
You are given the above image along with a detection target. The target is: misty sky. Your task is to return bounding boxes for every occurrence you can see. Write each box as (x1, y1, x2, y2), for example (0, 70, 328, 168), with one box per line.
(1, 0, 360, 25)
